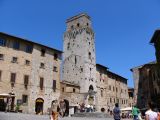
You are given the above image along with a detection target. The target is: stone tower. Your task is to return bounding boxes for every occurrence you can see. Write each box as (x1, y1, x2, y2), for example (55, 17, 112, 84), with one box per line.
(63, 13, 97, 93)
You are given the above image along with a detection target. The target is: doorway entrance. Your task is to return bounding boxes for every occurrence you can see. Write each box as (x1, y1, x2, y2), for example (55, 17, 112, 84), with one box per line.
(64, 99, 69, 116)
(35, 98, 44, 115)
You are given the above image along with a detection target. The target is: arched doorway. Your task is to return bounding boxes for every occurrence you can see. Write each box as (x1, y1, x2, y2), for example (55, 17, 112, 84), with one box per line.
(64, 99, 69, 116)
(35, 98, 44, 115)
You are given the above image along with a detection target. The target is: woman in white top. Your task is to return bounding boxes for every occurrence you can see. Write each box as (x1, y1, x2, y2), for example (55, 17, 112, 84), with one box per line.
(145, 102, 157, 120)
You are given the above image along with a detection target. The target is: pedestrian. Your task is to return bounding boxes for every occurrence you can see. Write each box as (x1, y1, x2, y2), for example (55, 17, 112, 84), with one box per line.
(59, 99, 66, 117)
(145, 102, 157, 120)
(132, 105, 140, 120)
(113, 103, 121, 120)
(50, 100, 59, 120)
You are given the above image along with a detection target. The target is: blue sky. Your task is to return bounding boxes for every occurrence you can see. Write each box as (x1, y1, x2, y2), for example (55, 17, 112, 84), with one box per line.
(0, 0, 160, 87)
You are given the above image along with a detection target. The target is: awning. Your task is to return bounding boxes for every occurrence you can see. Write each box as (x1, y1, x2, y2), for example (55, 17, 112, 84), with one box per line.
(36, 99, 44, 103)
(0, 93, 15, 97)
(0, 93, 10, 97)
(120, 107, 132, 111)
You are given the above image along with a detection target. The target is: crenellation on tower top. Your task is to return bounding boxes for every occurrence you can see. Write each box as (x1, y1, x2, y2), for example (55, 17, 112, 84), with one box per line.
(66, 13, 92, 31)
(66, 13, 91, 23)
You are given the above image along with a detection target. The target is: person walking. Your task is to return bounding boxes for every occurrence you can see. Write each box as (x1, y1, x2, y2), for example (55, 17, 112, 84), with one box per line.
(113, 103, 121, 120)
(50, 100, 59, 120)
(145, 102, 157, 120)
(132, 105, 140, 120)
(59, 99, 66, 117)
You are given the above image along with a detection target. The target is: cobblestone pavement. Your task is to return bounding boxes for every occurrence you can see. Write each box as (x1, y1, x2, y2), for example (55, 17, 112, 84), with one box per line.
(0, 112, 110, 120)
(0, 112, 132, 120)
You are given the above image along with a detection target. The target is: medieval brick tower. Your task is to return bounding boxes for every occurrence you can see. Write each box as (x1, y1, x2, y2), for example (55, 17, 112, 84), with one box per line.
(63, 13, 97, 93)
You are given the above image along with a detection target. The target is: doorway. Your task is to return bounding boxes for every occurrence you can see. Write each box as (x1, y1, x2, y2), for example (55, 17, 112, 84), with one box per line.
(35, 98, 44, 115)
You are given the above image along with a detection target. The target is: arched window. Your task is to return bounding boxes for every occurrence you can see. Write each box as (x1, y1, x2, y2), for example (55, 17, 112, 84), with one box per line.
(88, 52, 91, 59)
(89, 85, 94, 91)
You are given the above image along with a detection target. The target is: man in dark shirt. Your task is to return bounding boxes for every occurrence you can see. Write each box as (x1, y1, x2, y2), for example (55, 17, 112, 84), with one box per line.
(113, 103, 121, 120)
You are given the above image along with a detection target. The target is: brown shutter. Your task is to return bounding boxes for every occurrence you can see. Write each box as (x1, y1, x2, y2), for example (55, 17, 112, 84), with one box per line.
(0, 70, 1, 81)
(40, 77, 44, 90)
(24, 75, 29, 85)
(52, 80, 56, 92)
(11, 73, 16, 83)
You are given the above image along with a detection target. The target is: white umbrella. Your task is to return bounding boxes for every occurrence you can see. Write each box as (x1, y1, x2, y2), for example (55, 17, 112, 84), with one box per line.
(120, 107, 132, 111)
(0, 93, 10, 97)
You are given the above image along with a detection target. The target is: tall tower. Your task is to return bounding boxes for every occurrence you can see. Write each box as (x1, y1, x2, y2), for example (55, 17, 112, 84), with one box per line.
(63, 13, 97, 93)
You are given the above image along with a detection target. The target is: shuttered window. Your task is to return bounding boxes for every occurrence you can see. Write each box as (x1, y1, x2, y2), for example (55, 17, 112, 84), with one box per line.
(40, 77, 44, 90)
(0, 70, 2, 81)
(11, 73, 16, 83)
(52, 80, 56, 92)
(24, 75, 29, 85)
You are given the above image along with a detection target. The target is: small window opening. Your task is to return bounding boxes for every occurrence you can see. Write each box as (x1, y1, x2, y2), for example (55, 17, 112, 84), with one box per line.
(71, 25, 74, 29)
(88, 52, 91, 59)
(73, 88, 75, 93)
(67, 43, 70, 50)
(75, 56, 77, 64)
(41, 49, 45, 57)
(54, 53, 58, 60)
(77, 23, 80, 27)
(87, 23, 89, 26)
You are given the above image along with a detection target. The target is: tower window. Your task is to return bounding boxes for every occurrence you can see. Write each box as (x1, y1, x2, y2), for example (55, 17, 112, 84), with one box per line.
(101, 90, 103, 97)
(53, 66, 57, 72)
(54, 53, 58, 60)
(88, 52, 91, 59)
(41, 49, 45, 57)
(75, 56, 77, 64)
(87, 23, 89, 26)
(67, 43, 70, 50)
(73, 88, 75, 93)
(25, 60, 30, 65)
(40, 63, 45, 69)
(77, 23, 80, 27)
(81, 68, 83, 72)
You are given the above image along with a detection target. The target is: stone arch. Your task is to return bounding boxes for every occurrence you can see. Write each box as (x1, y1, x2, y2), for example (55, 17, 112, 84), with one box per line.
(35, 98, 44, 114)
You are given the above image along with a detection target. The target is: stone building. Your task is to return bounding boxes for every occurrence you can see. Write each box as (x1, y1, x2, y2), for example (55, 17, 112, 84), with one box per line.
(106, 70, 128, 110)
(131, 30, 160, 109)
(0, 13, 131, 115)
(96, 64, 108, 111)
(0, 32, 62, 114)
(131, 61, 160, 108)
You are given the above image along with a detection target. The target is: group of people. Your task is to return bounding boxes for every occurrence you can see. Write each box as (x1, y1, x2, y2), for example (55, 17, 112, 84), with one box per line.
(112, 102, 160, 120)
(49, 99, 66, 120)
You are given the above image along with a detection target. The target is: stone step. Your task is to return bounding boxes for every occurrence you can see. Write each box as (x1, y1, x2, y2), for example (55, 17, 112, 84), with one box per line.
(71, 112, 112, 118)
